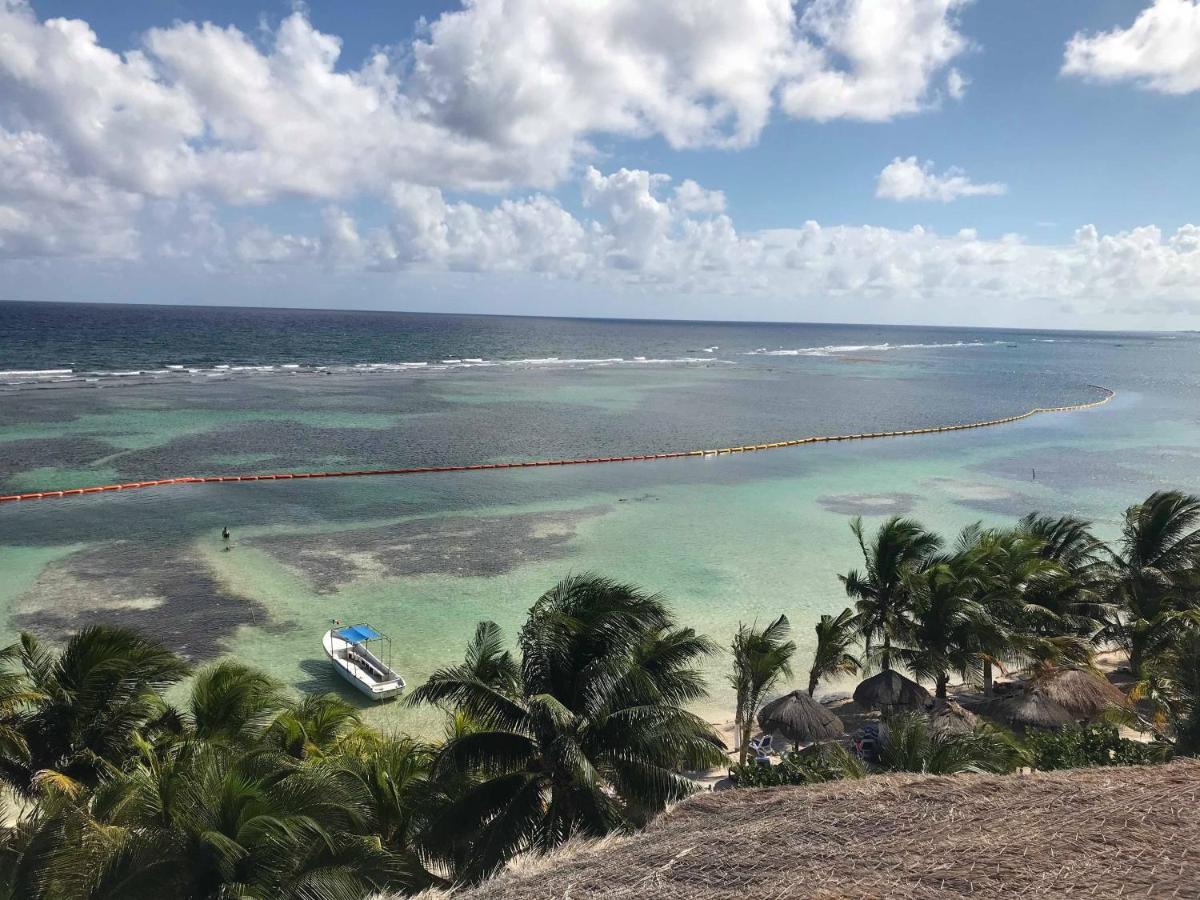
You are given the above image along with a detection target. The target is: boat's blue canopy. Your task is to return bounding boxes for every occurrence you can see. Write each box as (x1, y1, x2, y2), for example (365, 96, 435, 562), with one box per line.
(335, 624, 383, 644)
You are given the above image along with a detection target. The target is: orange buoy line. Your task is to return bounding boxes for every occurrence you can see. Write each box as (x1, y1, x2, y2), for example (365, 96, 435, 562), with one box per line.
(0, 386, 1114, 505)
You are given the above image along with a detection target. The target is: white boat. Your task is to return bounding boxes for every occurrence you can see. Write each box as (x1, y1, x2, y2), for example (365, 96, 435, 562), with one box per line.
(322, 623, 405, 701)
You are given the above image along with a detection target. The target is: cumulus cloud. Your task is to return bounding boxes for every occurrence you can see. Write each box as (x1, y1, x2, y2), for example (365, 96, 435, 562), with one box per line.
(229, 166, 1200, 320)
(780, 0, 971, 121)
(1062, 0, 1200, 94)
(0, 128, 142, 258)
(875, 157, 1006, 202)
(0, 0, 970, 206)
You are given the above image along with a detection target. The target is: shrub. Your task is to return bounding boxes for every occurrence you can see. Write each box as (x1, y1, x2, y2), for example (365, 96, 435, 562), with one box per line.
(730, 743, 866, 788)
(1026, 724, 1169, 770)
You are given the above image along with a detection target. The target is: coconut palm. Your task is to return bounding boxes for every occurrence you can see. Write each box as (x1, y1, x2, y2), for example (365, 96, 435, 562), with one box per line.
(409, 575, 725, 883)
(895, 554, 1001, 699)
(729, 615, 796, 764)
(807, 609, 860, 697)
(1101, 491, 1200, 675)
(266, 692, 363, 760)
(963, 526, 1073, 695)
(841, 517, 942, 671)
(320, 734, 443, 890)
(1019, 512, 1109, 639)
(186, 660, 288, 747)
(0, 627, 190, 797)
(41, 742, 402, 899)
(1133, 626, 1200, 753)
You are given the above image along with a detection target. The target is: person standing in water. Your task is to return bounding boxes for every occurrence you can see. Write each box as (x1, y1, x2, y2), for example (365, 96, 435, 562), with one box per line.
(222, 526, 231, 549)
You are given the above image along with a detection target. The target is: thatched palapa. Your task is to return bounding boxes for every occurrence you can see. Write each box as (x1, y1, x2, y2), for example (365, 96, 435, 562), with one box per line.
(924, 697, 978, 735)
(757, 690, 843, 746)
(853, 669, 930, 711)
(451, 760, 1200, 899)
(1036, 667, 1129, 719)
(973, 687, 1077, 732)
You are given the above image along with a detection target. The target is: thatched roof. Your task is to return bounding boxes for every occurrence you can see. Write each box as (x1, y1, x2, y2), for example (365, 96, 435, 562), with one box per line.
(1037, 667, 1129, 719)
(449, 760, 1200, 899)
(973, 688, 1077, 732)
(924, 697, 978, 735)
(852, 670, 930, 711)
(757, 690, 843, 745)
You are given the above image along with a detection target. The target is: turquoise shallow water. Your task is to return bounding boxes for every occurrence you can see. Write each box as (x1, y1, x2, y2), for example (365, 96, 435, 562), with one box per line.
(2, 304, 1199, 731)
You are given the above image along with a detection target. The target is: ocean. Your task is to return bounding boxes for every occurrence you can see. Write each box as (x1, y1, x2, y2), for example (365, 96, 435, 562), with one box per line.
(2, 300, 1198, 731)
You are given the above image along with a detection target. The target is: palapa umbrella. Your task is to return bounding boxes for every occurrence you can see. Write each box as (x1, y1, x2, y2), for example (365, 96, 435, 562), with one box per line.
(1037, 668, 1129, 719)
(973, 688, 1077, 732)
(853, 670, 931, 712)
(924, 697, 979, 735)
(758, 690, 844, 747)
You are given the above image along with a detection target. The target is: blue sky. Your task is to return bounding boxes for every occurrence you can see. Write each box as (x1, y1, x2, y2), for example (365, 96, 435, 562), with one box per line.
(3, 0, 1200, 328)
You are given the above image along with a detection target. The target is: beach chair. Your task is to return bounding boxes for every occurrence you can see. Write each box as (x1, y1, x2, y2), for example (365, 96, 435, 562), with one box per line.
(749, 734, 774, 755)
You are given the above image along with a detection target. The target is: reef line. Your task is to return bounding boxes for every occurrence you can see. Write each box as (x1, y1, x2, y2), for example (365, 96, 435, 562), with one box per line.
(0, 386, 1114, 504)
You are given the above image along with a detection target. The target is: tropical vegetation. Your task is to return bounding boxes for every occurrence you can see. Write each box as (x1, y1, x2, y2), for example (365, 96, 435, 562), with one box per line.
(0, 490, 1198, 897)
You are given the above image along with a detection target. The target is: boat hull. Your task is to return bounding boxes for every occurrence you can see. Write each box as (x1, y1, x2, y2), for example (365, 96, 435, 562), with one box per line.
(322, 630, 404, 701)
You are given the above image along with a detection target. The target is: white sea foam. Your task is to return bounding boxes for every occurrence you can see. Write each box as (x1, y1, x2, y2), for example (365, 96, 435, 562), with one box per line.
(745, 340, 1004, 357)
(0, 354, 730, 387)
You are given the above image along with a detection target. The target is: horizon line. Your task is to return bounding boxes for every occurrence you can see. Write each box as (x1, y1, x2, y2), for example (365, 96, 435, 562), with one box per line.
(0, 297, 1180, 337)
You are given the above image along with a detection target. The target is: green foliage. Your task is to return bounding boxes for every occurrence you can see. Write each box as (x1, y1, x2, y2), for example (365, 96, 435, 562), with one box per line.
(1, 487, 1199, 897)
(878, 713, 1026, 775)
(1102, 491, 1200, 676)
(730, 742, 866, 788)
(807, 608, 860, 697)
(411, 574, 727, 883)
(841, 516, 942, 671)
(1026, 724, 1169, 770)
(729, 615, 795, 765)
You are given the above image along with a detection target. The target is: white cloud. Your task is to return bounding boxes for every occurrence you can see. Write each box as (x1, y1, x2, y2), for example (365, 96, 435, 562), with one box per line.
(780, 0, 971, 121)
(1062, 0, 1200, 94)
(229, 166, 1200, 321)
(0, 0, 970, 209)
(875, 156, 1006, 202)
(0, 128, 142, 258)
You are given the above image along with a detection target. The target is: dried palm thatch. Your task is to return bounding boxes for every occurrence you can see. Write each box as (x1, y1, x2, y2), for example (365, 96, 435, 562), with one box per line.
(448, 759, 1200, 899)
(924, 697, 978, 735)
(1036, 667, 1130, 719)
(757, 690, 844, 745)
(853, 669, 930, 712)
(973, 688, 1077, 732)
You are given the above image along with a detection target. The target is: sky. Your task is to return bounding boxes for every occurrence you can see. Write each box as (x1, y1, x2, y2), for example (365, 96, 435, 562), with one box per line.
(2, 0, 1200, 329)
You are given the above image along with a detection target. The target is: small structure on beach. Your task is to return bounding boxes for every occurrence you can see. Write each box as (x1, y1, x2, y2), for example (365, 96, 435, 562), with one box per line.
(973, 688, 1076, 732)
(853, 670, 930, 713)
(1036, 667, 1129, 719)
(758, 690, 844, 747)
(924, 697, 979, 735)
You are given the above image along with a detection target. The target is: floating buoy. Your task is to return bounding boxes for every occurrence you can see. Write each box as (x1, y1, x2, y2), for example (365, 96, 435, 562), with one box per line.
(0, 387, 1114, 504)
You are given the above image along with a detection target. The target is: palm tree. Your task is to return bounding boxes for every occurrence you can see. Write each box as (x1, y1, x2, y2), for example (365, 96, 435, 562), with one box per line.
(1129, 623, 1200, 753)
(896, 554, 1000, 698)
(0, 627, 190, 797)
(729, 615, 796, 764)
(1018, 512, 1108, 643)
(321, 734, 443, 890)
(186, 659, 287, 746)
(964, 526, 1072, 695)
(266, 692, 362, 760)
(41, 742, 402, 899)
(408, 575, 725, 883)
(807, 609, 860, 697)
(1102, 491, 1200, 675)
(841, 517, 941, 671)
